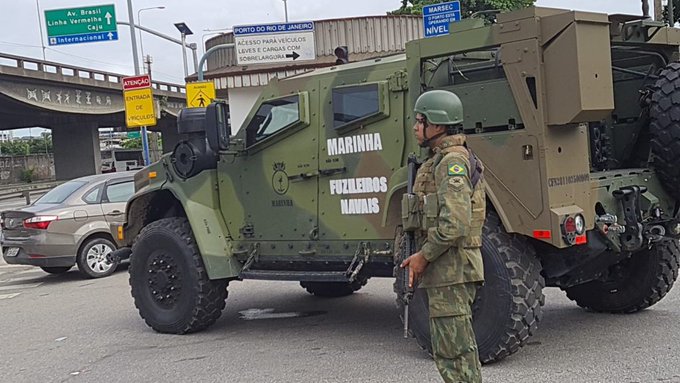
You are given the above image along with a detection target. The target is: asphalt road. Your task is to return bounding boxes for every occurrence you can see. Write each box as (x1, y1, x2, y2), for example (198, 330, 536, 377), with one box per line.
(1, 262, 680, 383)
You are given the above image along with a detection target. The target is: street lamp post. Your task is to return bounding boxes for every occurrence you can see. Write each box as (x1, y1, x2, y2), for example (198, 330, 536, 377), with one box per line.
(174, 22, 194, 79)
(283, 0, 289, 22)
(137, 6, 165, 73)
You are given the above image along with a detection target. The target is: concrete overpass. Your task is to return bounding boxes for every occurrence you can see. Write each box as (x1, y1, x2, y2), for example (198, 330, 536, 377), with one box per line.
(0, 53, 186, 180)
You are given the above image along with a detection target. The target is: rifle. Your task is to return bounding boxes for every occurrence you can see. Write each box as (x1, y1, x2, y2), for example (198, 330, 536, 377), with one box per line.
(401, 153, 419, 338)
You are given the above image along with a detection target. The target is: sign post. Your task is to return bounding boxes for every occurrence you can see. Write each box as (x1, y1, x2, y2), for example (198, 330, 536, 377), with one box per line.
(45, 4, 118, 46)
(233, 21, 316, 65)
(123, 75, 155, 165)
(422, 1, 461, 38)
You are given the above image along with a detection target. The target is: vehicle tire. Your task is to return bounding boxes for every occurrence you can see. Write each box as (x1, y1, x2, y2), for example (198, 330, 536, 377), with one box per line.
(76, 237, 119, 279)
(41, 266, 72, 274)
(649, 62, 680, 199)
(565, 239, 680, 313)
(396, 211, 545, 364)
(300, 278, 368, 297)
(129, 217, 228, 334)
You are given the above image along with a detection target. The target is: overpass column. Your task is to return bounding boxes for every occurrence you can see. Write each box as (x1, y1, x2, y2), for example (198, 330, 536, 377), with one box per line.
(52, 124, 101, 180)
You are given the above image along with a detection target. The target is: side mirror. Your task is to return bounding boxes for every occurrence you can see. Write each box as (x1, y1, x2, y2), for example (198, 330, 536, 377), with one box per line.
(205, 101, 230, 152)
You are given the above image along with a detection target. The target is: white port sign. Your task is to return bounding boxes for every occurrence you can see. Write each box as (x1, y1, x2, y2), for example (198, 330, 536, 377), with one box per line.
(233, 21, 315, 65)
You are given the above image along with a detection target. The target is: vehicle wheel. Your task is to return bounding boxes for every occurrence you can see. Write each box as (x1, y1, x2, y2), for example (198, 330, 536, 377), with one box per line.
(396, 211, 545, 364)
(300, 278, 368, 297)
(565, 239, 680, 313)
(129, 217, 228, 334)
(649, 62, 680, 199)
(76, 237, 119, 279)
(41, 266, 72, 274)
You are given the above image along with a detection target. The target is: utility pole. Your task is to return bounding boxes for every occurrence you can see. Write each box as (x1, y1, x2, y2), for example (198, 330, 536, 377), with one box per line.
(655, 0, 663, 20)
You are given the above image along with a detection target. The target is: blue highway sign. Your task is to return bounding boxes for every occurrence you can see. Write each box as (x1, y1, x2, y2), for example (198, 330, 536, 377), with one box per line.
(48, 31, 118, 46)
(423, 1, 461, 38)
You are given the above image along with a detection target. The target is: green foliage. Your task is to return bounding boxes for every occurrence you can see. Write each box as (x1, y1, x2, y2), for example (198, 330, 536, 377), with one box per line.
(0, 135, 52, 155)
(391, 0, 535, 16)
(121, 133, 162, 150)
(20, 168, 35, 183)
(122, 137, 143, 149)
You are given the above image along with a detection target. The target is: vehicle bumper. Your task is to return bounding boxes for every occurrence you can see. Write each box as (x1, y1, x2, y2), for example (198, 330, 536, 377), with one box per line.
(1, 235, 77, 267)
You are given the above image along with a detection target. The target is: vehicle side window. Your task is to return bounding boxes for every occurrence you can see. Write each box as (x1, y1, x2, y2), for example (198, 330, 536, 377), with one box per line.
(103, 181, 134, 203)
(82, 185, 103, 204)
(246, 95, 300, 145)
(332, 84, 380, 129)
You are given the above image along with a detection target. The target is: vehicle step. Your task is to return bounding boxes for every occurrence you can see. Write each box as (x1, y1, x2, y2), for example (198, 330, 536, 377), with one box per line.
(239, 269, 350, 282)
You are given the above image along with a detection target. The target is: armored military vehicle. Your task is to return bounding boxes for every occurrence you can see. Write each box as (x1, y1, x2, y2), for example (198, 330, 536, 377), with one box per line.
(117, 6, 680, 363)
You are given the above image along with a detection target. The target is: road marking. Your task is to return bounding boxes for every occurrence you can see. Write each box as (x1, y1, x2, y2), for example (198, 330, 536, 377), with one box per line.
(0, 293, 20, 300)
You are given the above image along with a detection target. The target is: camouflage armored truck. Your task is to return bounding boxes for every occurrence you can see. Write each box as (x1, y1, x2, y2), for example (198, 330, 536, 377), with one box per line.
(116, 6, 680, 363)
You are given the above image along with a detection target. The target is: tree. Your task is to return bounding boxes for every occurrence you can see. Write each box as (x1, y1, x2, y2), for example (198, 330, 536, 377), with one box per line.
(122, 137, 142, 149)
(0, 141, 30, 156)
(391, 0, 534, 16)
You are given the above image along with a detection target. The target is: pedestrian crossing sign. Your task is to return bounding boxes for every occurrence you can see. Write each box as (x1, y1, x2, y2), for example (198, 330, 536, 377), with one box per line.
(186, 81, 216, 108)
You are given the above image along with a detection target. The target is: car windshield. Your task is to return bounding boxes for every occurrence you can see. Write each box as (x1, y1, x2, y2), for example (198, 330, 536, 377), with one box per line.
(34, 181, 88, 205)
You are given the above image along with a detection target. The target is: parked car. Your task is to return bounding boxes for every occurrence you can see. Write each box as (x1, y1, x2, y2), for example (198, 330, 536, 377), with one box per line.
(1, 172, 136, 278)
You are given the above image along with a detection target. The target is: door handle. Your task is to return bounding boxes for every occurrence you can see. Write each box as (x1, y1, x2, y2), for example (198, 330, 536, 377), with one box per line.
(107, 210, 123, 216)
(288, 172, 318, 182)
(319, 167, 346, 177)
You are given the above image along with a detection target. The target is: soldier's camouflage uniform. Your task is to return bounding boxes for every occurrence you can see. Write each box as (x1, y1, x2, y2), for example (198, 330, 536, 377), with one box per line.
(413, 134, 486, 383)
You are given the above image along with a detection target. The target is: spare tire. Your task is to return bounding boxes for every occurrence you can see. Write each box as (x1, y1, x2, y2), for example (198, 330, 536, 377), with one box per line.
(649, 62, 680, 199)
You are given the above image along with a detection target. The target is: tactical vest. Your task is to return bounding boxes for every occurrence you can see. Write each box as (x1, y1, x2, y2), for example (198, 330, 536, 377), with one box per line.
(412, 138, 485, 249)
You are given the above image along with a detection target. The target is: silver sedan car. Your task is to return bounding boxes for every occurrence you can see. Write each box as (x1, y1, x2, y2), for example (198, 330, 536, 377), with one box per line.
(1, 172, 136, 278)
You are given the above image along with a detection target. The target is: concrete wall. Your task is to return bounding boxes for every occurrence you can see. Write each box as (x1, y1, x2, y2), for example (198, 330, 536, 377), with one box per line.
(0, 155, 54, 184)
(228, 87, 263, 134)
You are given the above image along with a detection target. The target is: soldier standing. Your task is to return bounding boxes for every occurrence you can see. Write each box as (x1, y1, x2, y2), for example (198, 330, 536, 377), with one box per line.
(401, 90, 486, 382)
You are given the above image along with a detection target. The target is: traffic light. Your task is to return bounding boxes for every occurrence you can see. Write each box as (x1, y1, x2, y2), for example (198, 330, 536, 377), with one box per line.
(334, 46, 349, 65)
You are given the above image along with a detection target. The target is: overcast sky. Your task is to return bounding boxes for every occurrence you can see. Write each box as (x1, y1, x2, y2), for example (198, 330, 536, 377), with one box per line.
(0, 0, 653, 135)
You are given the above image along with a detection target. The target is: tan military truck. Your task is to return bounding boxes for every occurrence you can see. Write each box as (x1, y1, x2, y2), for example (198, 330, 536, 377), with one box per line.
(115, 6, 680, 363)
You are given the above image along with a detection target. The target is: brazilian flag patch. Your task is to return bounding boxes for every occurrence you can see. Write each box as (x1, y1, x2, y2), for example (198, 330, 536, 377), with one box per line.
(448, 163, 466, 176)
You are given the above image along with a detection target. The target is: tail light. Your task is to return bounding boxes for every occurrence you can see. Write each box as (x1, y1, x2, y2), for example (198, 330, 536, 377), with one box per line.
(23, 216, 59, 230)
(562, 214, 586, 245)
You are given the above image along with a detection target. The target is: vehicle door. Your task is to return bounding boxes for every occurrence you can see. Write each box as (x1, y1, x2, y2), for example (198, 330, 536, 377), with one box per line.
(318, 78, 405, 241)
(225, 90, 317, 250)
(101, 178, 135, 224)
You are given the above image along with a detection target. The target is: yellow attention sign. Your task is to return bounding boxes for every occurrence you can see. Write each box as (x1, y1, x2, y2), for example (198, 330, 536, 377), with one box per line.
(124, 88, 156, 128)
(186, 81, 216, 108)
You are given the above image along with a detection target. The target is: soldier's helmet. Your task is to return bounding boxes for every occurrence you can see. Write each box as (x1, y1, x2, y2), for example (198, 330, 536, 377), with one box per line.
(414, 90, 464, 125)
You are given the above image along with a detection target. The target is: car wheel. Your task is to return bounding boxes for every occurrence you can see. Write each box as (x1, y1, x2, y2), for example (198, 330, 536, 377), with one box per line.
(41, 266, 72, 274)
(76, 237, 119, 279)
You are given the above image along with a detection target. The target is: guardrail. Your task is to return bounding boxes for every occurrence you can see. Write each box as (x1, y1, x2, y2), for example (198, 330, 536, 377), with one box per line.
(0, 181, 62, 205)
(0, 52, 186, 94)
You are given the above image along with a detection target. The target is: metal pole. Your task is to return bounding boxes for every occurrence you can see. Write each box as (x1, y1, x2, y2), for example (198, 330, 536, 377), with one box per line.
(138, 9, 145, 72)
(126, 0, 149, 166)
(283, 0, 289, 22)
(181, 33, 189, 79)
(198, 43, 235, 81)
(137, 7, 165, 73)
(126, 0, 141, 75)
(35, 0, 46, 60)
(190, 44, 199, 73)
